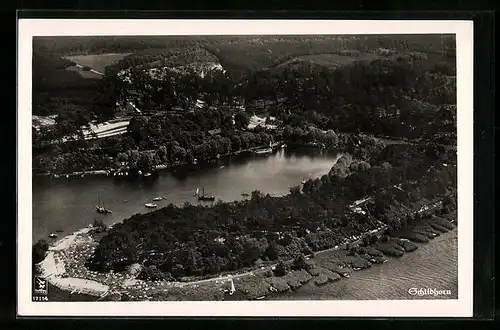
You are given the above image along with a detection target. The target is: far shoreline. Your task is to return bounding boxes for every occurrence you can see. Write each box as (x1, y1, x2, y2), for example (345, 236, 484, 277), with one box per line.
(32, 142, 344, 181)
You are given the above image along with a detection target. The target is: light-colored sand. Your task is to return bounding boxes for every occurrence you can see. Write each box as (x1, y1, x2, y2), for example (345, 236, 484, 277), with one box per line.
(50, 277, 109, 296)
(39, 252, 64, 277)
(39, 228, 110, 297)
(49, 228, 92, 251)
(122, 279, 138, 287)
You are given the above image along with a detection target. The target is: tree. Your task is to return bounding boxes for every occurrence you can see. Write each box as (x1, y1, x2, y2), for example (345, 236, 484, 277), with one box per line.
(234, 111, 250, 128)
(273, 261, 288, 277)
(292, 254, 308, 270)
(289, 186, 301, 196)
(93, 218, 108, 232)
(241, 239, 263, 266)
(264, 241, 280, 261)
(127, 116, 148, 140)
(33, 239, 49, 264)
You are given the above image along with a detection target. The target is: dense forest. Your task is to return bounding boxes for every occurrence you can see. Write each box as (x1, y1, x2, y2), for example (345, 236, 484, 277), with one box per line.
(85, 141, 456, 279)
(34, 34, 455, 79)
(33, 37, 456, 175)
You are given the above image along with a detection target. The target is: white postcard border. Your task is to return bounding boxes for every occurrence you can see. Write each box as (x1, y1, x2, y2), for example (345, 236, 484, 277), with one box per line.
(17, 19, 474, 317)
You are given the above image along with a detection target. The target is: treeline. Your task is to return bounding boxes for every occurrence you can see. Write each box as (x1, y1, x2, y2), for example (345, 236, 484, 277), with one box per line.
(107, 47, 219, 73)
(33, 36, 206, 56)
(242, 57, 456, 138)
(34, 34, 454, 78)
(32, 50, 108, 118)
(85, 141, 455, 279)
(32, 40, 457, 176)
(32, 106, 273, 174)
(108, 53, 456, 141)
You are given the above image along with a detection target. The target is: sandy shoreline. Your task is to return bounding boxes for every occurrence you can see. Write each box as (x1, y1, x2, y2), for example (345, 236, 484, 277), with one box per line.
(40, 222, 385, 300)
(39, 202, 454, 301)
(39, 227, 111, 297)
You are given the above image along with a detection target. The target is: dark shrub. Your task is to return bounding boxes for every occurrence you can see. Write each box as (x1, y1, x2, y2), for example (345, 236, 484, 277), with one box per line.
(33, 239, 49, 264)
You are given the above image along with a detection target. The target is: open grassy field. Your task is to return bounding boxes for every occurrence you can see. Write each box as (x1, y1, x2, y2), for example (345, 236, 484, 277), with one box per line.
(204, 35, 454, 79)
(272, 52, 380, 71)
(63, 53, 131, 73)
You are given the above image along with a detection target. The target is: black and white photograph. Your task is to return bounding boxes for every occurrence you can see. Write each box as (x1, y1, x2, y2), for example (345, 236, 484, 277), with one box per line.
(18, 19, 473, 317)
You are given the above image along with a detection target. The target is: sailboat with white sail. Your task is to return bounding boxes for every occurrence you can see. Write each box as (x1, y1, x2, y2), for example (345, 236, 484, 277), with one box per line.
(197, 187, 215, 201)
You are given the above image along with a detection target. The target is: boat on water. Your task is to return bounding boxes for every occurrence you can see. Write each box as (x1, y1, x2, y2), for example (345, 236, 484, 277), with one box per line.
(145, 203, 157, 208)
(220, 165, 225, 169)
(253, 147, 273, 155)
(95, 194, 112, 214)
(143, 172, 152, 177)
(198, 194, 215, 202)
(49, 233, 57, 238)
(255, 296, 265, 300)
(96, 205, 112, 214)
(152, 196, 164, 201)
(197, 187, 215, 201)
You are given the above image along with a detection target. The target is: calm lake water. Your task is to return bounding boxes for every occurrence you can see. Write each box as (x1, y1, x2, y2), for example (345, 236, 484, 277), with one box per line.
(33, 148, 342, 242)
(267, 228, 458, 300)
(34, 147, 457, 302)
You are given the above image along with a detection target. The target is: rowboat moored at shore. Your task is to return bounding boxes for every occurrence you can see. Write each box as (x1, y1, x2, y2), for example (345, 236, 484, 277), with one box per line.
(145, 203, 157, 208)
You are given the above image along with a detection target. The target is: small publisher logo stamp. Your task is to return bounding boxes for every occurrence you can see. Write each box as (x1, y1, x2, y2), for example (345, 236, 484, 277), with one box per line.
(408, 288, 452, 297)
(32, 276, 48, 301)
